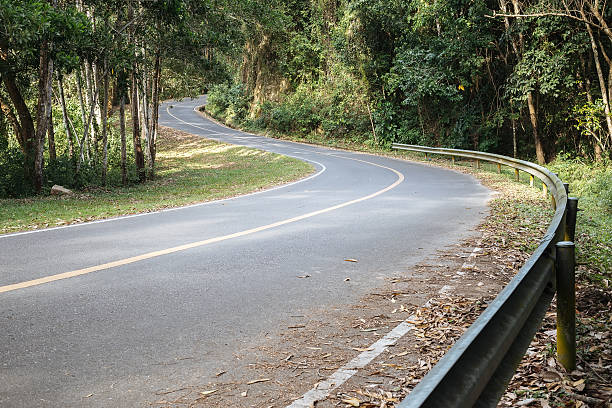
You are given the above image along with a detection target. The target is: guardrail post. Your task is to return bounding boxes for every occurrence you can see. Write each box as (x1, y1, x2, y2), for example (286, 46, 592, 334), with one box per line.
(530, 175, 534, 187)
(497, 163, 501, 174)
(451, 155, 455, 165)
(542, 183, 548, 197)
(565, 198, 578, 242)
(556, 241, 576, 371)
(476, 159, 480, 169)
(425, 152, 428, 161)
(514, 168, 520, 181)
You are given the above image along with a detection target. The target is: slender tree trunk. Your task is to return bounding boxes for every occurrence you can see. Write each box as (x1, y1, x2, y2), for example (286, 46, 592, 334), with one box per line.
(57, 74, 74, 159)
(131, 70, 145, 181)
(34, 39, 51, 193)
(75, 68, 88, 167)
(527, 92, 545, 164)
(149, 51, 161, 178)
(85, 61, 99, 164)
(120, 95, 127, 186)
(101, 61, 110, 186)
(46, 58, 56, 161)
(511, 109, 517, 158)
(129, 1, 145, 182)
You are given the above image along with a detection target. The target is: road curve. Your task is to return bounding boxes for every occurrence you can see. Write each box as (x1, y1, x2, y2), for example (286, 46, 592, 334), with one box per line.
(0, 96, 490, 407)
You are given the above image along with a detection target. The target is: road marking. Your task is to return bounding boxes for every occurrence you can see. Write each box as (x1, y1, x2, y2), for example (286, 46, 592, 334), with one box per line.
(0, 160, 403, 294)
(0, 160, 327, 240)
(287, 321, 416, 408)
(285, 241, 484, 407)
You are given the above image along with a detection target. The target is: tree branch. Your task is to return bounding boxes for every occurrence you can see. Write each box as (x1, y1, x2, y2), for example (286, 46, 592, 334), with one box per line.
(486, 11, 604, 31)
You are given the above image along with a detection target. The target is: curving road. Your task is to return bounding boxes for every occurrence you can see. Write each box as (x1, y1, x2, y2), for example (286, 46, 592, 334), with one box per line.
(0, 96, 490, 407)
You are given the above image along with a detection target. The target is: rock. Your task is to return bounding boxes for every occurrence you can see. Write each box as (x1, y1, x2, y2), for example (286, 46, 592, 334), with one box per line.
(50, 185, 73, 196)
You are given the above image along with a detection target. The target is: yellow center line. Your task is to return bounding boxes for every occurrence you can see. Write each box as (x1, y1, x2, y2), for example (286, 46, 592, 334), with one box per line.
(0, 156, 404, 295)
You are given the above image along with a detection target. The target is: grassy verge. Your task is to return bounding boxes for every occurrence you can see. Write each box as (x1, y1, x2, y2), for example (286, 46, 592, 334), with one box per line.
(0, 127, 313, 235)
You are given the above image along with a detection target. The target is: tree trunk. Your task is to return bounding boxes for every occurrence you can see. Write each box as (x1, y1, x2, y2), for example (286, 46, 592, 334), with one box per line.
(34, 39, 51, 193)
(148, 51, 161, 178)
(101, 61, 110, 186)
(75, 68, 88, 167)
(57, 74, 74, 159)
(131, 70, 145, 181)
(46, 58, 56, 162)
(120, 95, 127, 186)
(527, 92, 545, 164)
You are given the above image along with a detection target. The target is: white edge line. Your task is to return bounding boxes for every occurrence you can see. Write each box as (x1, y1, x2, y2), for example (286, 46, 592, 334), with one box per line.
(286, 241, 484, 407)
(0, 161, 325, 240)
(286, 320, 416, 408)
(0, 107, 331, 240)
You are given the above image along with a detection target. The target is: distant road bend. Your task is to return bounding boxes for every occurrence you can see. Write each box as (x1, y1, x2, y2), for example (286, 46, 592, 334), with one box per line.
(0, 95, 490, 407)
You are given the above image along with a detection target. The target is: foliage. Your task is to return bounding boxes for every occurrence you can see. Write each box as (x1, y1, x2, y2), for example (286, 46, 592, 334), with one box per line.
(547, 155, 612, 278)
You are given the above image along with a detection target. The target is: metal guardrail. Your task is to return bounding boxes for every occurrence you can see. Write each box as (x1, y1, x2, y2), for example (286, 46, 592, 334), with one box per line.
(391, 143, 578, 408)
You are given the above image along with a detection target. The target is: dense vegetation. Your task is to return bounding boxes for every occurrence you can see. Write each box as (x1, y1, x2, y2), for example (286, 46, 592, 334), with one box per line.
(0, 0, 241, 197)
(1, 0, 610, 200)
(205, 0, 611, 165)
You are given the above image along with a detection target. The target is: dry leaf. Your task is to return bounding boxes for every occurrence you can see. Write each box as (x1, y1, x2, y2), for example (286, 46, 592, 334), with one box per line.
(341, 397, 361, 406)
(352, 347, 373, 352)
(200, 389, 217, 396)
(247, 378, 271, 385)
(344, 259, 358, 263)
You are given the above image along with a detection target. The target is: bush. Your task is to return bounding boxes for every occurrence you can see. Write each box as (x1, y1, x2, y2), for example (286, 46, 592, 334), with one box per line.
(0, 147, 33, 198)
(548, 155, 612, 214)
(206, 83, 250, 125)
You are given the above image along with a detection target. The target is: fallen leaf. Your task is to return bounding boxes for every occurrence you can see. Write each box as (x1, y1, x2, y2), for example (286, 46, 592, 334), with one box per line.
(541, 371, 562, 382)
(247, 378, 271, 385)
(341, 397, 361, 406)
(344, 259, 358, 263)
(200, 389, 217, 396)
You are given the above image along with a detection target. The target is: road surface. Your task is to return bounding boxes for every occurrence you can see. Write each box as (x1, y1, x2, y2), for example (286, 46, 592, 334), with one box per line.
(0, 96, 490, 407)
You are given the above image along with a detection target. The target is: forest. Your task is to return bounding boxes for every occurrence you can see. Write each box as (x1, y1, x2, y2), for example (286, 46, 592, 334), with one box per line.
(1, 0, 611, 199)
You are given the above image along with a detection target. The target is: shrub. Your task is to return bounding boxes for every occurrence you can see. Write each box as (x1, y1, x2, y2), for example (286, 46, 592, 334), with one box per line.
(0, 147, 33, 198)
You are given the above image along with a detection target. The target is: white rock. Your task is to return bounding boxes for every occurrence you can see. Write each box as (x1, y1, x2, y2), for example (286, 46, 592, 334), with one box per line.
(50, 185, 73, 196)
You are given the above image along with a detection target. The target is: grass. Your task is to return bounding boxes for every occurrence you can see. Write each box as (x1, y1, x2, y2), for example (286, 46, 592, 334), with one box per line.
(0, 127, 313, 235)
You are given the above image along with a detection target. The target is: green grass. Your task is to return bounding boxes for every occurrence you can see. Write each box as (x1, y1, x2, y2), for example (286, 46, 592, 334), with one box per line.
(547, 157, 612, 283)
(0, 127, 313, 235)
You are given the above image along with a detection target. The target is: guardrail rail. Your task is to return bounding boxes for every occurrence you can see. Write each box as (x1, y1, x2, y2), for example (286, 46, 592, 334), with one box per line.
(391, 143, 578, 408)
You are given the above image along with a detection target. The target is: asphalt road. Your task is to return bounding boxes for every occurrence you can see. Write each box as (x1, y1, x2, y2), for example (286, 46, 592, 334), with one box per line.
(0, 96, 490, 407)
